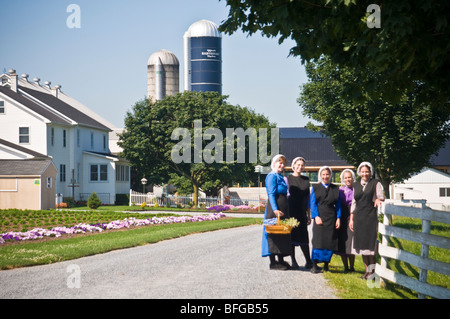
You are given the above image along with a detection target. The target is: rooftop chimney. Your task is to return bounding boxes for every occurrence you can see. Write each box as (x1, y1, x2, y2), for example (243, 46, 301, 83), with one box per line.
(8, 69, 18, 92)
(52, 85, 62, 98)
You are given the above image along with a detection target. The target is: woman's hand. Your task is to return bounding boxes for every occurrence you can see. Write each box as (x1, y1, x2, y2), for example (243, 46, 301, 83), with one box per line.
(274, 210, 284, 217)
(374, 198, 383, 208)
(335, 218, 341, 229)
(349, 215, 354, 231)
(314, 216, 323, 225)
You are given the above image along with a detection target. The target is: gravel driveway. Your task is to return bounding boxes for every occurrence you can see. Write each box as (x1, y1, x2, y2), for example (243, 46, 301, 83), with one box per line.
(0, 223, 337, 299)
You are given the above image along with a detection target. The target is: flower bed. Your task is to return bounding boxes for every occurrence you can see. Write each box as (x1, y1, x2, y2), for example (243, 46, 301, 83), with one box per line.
(0, 213, 226, 244)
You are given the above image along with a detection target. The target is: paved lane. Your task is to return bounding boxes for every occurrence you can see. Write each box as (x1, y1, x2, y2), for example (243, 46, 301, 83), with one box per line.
(0, 224, 337, 299)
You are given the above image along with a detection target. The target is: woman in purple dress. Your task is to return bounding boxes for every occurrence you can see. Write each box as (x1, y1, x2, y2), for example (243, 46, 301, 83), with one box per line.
(337, 169, 356, 273)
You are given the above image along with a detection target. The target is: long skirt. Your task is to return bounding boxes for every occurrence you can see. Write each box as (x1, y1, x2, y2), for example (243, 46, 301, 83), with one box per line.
(262, 193, 292, 257)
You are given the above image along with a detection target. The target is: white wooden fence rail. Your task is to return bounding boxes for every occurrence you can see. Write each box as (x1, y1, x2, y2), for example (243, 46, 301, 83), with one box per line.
(128, 190, 265, 208)
(376, 200, 450, 299)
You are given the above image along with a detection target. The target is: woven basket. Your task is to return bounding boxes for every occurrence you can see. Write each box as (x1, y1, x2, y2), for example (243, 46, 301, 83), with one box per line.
(265, 215, 293, 234)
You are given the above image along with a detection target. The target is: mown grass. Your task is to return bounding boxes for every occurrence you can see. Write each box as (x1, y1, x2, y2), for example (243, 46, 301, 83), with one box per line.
(0, 216, 259, 269)
(324, 215, 449, 299)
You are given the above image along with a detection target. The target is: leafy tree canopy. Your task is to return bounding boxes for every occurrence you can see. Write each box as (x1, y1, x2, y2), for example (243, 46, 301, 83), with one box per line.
(220, 0, 450, 115)
(299, 56, 450, 197)
(118, 91, 275, 204)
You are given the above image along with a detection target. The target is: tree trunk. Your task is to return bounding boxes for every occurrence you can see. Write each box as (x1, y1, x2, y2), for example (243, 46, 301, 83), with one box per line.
(193, 183, 199, 207)
(380, 179, 391, 199)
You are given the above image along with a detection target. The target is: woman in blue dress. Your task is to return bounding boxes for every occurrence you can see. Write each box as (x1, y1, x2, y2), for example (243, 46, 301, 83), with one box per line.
(310, 166, 341, 273)
(262, 154, 292, 270)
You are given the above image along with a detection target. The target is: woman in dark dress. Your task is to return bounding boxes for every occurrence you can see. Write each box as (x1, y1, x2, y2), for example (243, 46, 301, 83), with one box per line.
(310, 166, 341, 273)
(349, 162, 384, 279)
(262, 154, 292, 270)
(286, 157, 312, 269)
(337, 169, 356, 273)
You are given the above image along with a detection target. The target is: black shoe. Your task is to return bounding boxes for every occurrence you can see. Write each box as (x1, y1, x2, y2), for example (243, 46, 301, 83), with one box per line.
(310, 263, 322, 274)
(291, 261, 300, 270)
(278, 260, 292, 270)
(304, 262, 313, 270)
(270, 262, 289, 270)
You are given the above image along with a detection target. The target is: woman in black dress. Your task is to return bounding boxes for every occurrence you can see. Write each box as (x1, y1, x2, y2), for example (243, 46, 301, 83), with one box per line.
(310, 166, 341, 273)
(349, 162, 384, 279)
(286, 157, 312, 269)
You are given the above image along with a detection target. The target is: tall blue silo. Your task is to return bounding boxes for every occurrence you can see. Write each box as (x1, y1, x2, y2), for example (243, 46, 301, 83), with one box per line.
(183, 20, 222, 94)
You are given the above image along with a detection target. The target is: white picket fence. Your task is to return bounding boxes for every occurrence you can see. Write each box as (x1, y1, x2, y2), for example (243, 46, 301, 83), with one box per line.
(128, 190, 265, 208)
(376, 199, 450, 299)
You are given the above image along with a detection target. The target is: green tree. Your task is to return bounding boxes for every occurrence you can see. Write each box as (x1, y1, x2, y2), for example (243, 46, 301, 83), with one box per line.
(87, 192, 102, 209)
(118, 91, 276, 205)
(220, 0, 450, 115)
(298, 56, 450, 197)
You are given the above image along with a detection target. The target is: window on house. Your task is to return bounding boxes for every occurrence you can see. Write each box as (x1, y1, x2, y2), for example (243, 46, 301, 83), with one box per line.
(116, 165, 130, 182)
(0, 101, 4, 114)
(63, 129, 66, 147)
(51, 127, 54, 146)
(439, 188, 450, 197)
(103, 135, 107, 150)
(77, 129, 80, 147)
(19, 127, 29, 144)
(90, 132, 94, 149)
(90, 164, 108, 182)
(60, 164, 66, 182)
(46, 177, 53, 189)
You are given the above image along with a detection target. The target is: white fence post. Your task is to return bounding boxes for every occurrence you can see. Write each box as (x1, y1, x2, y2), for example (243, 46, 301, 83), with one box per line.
(375, 200, 450, 299)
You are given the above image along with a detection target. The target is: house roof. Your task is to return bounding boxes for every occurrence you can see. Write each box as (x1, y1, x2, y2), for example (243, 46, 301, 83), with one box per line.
(402, 167, 450, 184)
(19, 86, 111, 131)
(0, 159, 55, 176)
(0, 86, 71, 125)
(430, 139, 450, 166)
(279, 128, 351, 168)
(0, 138, 49, 159)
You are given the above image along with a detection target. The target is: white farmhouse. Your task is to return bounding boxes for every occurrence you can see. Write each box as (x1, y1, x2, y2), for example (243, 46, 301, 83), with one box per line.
(0, 70, 130, 205)
(393, 167, 450, 212)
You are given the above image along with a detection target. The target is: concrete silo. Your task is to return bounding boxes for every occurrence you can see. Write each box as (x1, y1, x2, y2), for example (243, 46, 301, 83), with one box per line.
(147, 49, 179, 101)
(183, 20, 222, 94)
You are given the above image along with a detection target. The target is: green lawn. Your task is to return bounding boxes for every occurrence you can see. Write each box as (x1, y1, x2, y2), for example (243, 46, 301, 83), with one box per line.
(324, 215, 450, 299)
(1, 209, 448, 299)
(0, 213, 259, 269)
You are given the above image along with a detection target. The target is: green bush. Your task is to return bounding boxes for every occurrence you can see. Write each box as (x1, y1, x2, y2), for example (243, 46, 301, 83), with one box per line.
(115, 193, 129, 205)
(87, 192, 102, 209)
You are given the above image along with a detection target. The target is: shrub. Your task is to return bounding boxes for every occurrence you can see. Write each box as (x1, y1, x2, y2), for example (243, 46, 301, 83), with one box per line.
(64, 197, 75, 208)
(87, 192, 102, 209)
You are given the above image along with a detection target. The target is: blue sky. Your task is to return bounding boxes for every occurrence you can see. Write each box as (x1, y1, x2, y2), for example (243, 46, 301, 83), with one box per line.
(1, 0, 312, 128)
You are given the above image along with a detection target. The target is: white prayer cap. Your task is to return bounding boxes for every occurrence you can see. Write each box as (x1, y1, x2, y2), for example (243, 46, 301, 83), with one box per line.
(357, 162, 374, 176)
(318, 166, 332, 182)
(271, 154, 286, 172)
(340, 169, 356, 184)
(291, 157, 306, 168)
